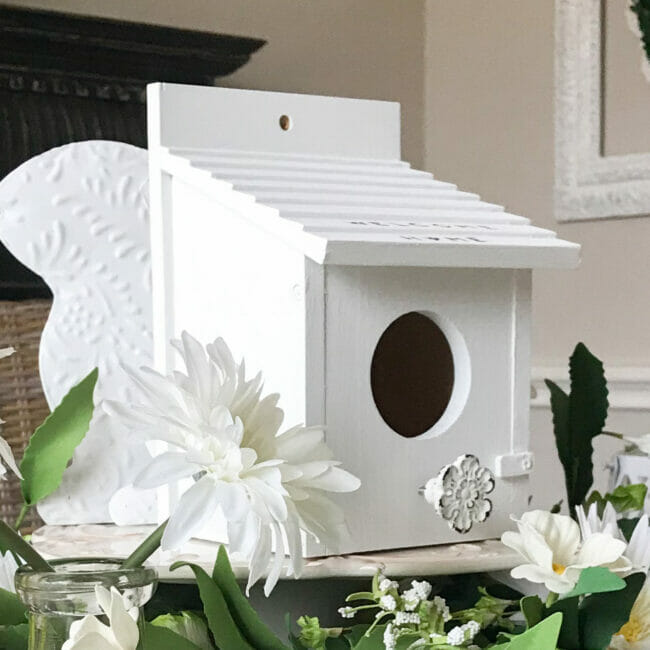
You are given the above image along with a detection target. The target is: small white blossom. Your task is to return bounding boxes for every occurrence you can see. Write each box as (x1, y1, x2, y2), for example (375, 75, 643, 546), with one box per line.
(379, 578, 399, 592)
(380, 594, 397, 611)
(383, 623, 396, 650)
(337, 606, 356, 619)
(447, 626, 465, 646)
(0, 551, 18, 593)
(411, 580, 432, 600)
(395, 611, 420, 625)
(402, 587, 419, 611)
(433, 595, 451, 622)
(464, 620, 480, 638)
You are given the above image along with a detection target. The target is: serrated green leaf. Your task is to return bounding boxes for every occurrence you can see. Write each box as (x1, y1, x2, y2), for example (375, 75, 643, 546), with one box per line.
(520, 595, 544, 629)
(143, 622, 202, 649)
(580, 572, 645, 649)
(170, 561, 255, 650)
(562, 567, 625, 599)
(20, 368, 98, 506)
(0, 588, 27, 625)
(212, 546, 287, 650)
(546, 379, 572, 507)
(567, 342, 609, 509)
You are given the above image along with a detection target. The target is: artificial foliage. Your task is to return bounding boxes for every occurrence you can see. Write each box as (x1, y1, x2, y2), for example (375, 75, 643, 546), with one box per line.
(1, 341, 650, 649)
(631, 0, 650, 63)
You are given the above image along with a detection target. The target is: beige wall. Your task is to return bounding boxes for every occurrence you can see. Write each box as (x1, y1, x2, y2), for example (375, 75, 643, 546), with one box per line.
(6, 0, 649, 534)
(424, 0, 650, 368)
(3, 0, 426, 167)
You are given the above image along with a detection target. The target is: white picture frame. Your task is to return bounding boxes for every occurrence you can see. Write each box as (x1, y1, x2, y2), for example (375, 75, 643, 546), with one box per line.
(555, 0, 650, 221)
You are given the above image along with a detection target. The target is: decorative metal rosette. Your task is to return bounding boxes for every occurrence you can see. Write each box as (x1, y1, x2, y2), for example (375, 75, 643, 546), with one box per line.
(423, 454, 495, 533)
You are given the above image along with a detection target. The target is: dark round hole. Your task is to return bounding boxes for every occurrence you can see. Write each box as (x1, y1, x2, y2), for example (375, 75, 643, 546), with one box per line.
(279, 115, 292, 131)
(371, 312, 455, 438)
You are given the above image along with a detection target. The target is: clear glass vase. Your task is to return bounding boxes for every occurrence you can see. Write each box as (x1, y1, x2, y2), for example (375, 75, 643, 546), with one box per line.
(15, 557, 157, 650)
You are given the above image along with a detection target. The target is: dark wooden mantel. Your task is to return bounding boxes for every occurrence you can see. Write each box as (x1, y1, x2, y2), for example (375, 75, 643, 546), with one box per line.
(0, 4, 265, 298)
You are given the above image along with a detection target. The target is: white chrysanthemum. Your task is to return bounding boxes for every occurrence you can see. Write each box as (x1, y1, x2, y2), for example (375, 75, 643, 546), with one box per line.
(62, 586, 139, 650)
(0, 551, 18, 593)
(0, 346, 22, 480)
(105, 332, 360, 595)
(501, 510, 629, 594)
(610, 579, 650, 649)
(577, 503, 620, 540)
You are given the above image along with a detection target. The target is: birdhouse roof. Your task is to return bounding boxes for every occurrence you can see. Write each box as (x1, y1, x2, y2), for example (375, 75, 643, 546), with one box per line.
(150, 84, 579, 269)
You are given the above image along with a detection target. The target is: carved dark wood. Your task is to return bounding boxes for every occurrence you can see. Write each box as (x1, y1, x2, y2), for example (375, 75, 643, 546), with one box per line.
(0, 5, 265, 298)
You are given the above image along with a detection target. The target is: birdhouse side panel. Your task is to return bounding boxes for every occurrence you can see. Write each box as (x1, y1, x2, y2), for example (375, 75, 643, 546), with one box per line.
(319, 265, 532, 555)
(166, 177, 310, 429)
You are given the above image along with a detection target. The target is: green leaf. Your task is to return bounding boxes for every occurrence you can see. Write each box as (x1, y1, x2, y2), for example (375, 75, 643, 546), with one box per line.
(580, 572, 645, 649)
(567, 342, 609, 509)
(547, 343, 609, 513)
(151, 613, 214, 650)
(548, 597, 580, 650)
(20, 368, 98, 506)
(142, 622, 202, 649)
(520, 595, 544, 629)
(170, 561, 255, 650)
(506, 613, 563, 650)
(344, 592, 375, 603)
(212, 546, 287, 650)
(607, 484, 648, 513)
(619, 517, 641, 542)
(0, 623, 28, 650)
(546, 379, 572, 507)
(561, 567, 626, 599)
(0, 589, 27, 626)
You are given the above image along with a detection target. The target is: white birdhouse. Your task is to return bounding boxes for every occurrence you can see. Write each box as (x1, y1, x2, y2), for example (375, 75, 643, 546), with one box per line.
(147, 83, 580, 556)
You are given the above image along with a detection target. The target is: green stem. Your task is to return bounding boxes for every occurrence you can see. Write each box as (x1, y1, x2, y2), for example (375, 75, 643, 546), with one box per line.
(14, 503, 30, 531)
(545, 592, 559, 608)
(122, 520, 168, 569)
(0, 520, 52, 572)
(601, 431, 624, 439)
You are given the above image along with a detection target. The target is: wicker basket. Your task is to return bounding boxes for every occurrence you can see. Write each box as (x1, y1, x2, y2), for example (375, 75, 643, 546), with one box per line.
(0, 299, 51, 533)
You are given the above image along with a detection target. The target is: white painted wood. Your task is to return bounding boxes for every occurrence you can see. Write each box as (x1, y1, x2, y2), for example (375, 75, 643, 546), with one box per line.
(147, 83, 400, 159)
(0, 141, 156, 525)
(32, 524, 519, 583)
(555, 0, 650, 221)
(148, 84, 579, 557)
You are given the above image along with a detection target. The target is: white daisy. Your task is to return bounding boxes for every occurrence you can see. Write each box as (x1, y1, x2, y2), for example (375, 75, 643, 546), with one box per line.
(105, 332, 360, 595)
(501, 510, 629, 594)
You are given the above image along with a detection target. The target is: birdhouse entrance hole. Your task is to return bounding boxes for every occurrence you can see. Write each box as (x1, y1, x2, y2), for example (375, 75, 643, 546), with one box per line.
(371, 311, 467, 439)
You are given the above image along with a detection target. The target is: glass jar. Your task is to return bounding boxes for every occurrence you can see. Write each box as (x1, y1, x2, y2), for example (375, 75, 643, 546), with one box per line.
(15, 557, 157, 650)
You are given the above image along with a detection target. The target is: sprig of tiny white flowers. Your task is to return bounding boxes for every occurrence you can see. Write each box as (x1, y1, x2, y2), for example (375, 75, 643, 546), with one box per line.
(335, 571, 483, 649)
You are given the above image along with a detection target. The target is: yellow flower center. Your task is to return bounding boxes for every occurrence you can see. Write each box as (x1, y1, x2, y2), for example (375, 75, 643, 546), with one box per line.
(619, 615, 644, 642)
(552, 563, 566, 575)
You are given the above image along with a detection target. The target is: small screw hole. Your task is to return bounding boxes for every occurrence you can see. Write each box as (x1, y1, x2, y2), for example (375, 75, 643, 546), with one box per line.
(279, 115, 292, 131)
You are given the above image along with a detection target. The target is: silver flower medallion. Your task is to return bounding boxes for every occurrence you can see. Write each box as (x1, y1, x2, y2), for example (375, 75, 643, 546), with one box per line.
(424, 454, 495, 533)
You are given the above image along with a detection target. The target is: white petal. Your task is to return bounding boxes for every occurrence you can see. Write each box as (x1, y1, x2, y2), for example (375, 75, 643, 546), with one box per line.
(0, 437, 22, 479)
(95, 585, 112, 614)
(247, 521, 271, 595)
(216, 481, 250, 522)
(264, 522, 285, 596)
(520, 510, 580, 566)
(62, 632, 118, 650)
(303, 466, 360, 493)
(284, 500, 304, 579)
(134, 452, 196, 489)
(162, 477, 221, 551)
(627, 515, 650, 570)
(572, 532, 627, 568)
(109, 588, 139, 649)
(0, 347, 15, 360)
